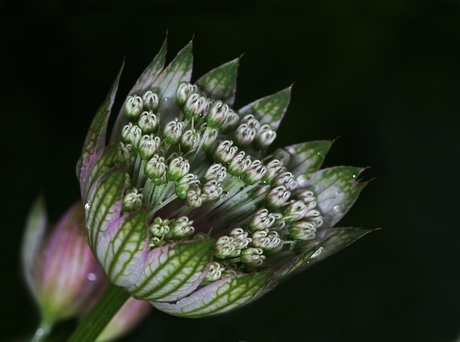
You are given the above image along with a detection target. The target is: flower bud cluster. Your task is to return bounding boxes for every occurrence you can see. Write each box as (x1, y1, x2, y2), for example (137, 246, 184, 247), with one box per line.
(113, 84, 323, 281)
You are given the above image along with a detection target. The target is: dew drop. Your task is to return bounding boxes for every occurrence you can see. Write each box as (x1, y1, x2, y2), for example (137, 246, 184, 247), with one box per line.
(333, 204, 342, 213)
(163, 97, 171, 103)
(352, 174, 357, 179)
(84, 202, 90, 211)
(296, 175, 308, 187)
(87, 273, 97, 281)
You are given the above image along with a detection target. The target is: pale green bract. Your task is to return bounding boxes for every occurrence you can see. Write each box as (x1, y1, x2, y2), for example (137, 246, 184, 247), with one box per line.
(76, 38, 372, 317)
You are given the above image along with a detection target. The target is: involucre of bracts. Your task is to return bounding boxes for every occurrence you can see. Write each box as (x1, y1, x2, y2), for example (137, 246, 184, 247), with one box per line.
(76, 38, 373, 318)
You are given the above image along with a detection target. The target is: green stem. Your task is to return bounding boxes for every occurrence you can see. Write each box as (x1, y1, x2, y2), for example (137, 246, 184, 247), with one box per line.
(30, 321, 52, 342)
(67, 283, 130, 342)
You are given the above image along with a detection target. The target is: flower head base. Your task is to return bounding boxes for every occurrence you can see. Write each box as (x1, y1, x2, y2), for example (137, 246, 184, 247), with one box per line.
(76, 39, 372, 317)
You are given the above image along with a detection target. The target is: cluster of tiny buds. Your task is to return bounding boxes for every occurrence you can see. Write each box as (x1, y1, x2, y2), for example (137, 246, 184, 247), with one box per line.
(115, 84, 324, 282)
(148, 216, 195, 248)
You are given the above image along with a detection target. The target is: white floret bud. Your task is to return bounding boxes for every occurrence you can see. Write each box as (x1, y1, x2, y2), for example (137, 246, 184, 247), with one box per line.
(207, 100, 229, 128)
(263, 159, 286, 183)
(272, 172, 298, 191)
(149, 217, 171, 237)
(138, 111, 160, 134)
(123, 188, 144, 212)
(289, 220, 317, 240)
(241, 114, 261, 130)
(180, 129, 201, 153)
(117, 142, 132, 163)
(272, 148, 290, 166)
(203, 261, 225, 282)
(240, 247, 265, 267)
(163, 118, 184, 146)
(175, 173, 200, 199)
(184, 93, 210, 121)
(233, 123, 257, 147)
(266, 185, 291, 210)
(204, 163, 227, 183)
(200, 128, 219, 151)
(220, 110, 239, 133)
(242, 159, 267, 185)
(283, 200, 308, 223)
(170, 216, 195, 238)
(167, 157, 190, 181)
(176, 83, 198, 107)
(142, 91, 159, 111)
(144, 154, 167, 180)
(249, 208, 276, 231)
(214, 140, 239, 164)
(215, 236, 240, 259)
(201, 180, 223, 202)
(139, 135, 161, 160)
(186, 187, 205, 209)
(228, 151, 252, 176)
(253, 124, 277, 150)
(229, 228, 252, 250)
(124, 95, 143, 121)
(251, 229, 282, 253)
(121, 123, 142, 150)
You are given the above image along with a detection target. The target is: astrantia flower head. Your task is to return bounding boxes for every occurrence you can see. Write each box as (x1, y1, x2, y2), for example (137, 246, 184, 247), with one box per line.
(76, 38, 372, 317)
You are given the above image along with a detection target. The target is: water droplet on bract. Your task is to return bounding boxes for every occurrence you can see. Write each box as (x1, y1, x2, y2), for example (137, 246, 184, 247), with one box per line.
(296, 175, 308, 187)
(87, 273, 97, 281)
(84, 202, 90, 211)
(352, 174, 357, 179)
(333, 204, 342, 213)
(163, 97, 171, 103)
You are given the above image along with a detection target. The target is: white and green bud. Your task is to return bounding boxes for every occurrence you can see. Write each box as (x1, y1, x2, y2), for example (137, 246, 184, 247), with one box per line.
(207, 100, 229, 128)
(228, 151, 252, 176)
(289, 220, 317, 240)
(117, 142, 132, 163)
(124, 95, 143, 121)
(185, 187, 205, 209)
(204, 163, 227, 183)
(176, 82, 198, 107)
(220, 110, 239, 133)
(215, 236, 240, 259)
(149, 217, 171, 237)
(263, 159, 286, 183)
(138, 111, 160, 134)
(283, 200, 308, 223)
(163, 118, 184, 146)
(201, 180, 223, 202)
(253, 124, 277, 150)
(240, 247, 265, 267)
(139, 135, 161, 160)
(203, 261, 225, 283)
(272, 171, 298, 191)
(142, 91, 159, 112)
(249, 208, 276, 231)
(121, 123, 142, 150)
(229, 228, 252, 250)
(214, 140, 239, 164)
(233, 123, 257, 148)
(266, 185, 291, 210)
(167, 157, 190, 181)
(242, 159, 267, 185)
(176, 173, 200, 199)
(170, 216, 195, 238)
(180, 129, 201, 152)
(123, 188, 144, 212)
(144, 155, 167, 180)
(184, 93, 210, 121)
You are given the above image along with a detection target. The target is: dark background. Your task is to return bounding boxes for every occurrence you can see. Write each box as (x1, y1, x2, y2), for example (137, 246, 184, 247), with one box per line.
(1, 1, 460, 341)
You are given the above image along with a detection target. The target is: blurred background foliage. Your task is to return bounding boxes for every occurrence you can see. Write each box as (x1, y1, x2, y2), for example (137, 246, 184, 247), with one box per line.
(1, 0, 460, 341)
